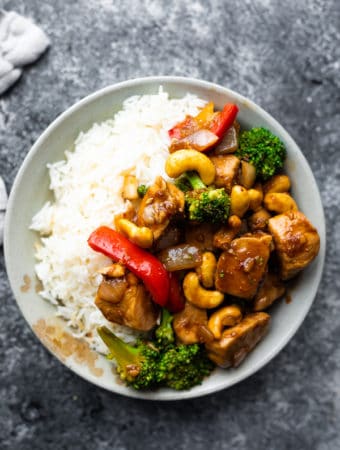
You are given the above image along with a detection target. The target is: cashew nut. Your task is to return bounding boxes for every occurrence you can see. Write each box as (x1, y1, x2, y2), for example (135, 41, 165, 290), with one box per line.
(98, 263, 126, 278)
(196, 252, 217, 288)
(263, 174, 291, 194)
(264, 192, 298, 214)
(173, 301, 213, 345)
(165, 149, 216, 185)
(248, 187, 263, 211)
(230, 185, 250, 217)
(248, 207, 271, 231)
(126, 272, 139, 285)
(183, 272, 224, 309)
(228, 212, 240, 226)
(208, 305, 243, 339)
(115, 218, 154, 248)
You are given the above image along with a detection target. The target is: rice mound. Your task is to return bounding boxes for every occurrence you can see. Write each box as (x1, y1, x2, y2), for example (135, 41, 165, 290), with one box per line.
(30, 88, 206, 352)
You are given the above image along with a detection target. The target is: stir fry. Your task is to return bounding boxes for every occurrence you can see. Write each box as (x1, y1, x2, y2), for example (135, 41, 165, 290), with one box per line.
(88, 101, 320, 391)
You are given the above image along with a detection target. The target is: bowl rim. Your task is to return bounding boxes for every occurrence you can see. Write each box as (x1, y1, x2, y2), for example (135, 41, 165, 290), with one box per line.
(4, 76, 326, 400)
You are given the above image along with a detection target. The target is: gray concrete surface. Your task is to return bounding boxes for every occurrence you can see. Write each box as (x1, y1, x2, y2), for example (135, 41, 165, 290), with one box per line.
(0, 0, 339, 449)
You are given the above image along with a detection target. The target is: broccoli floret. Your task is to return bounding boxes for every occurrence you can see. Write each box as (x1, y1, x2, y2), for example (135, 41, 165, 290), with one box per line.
(183, 171, 230, 224)
(98, 311, 215, 391)
(155, 308, 175, 348)
(97, 326, 159, 390)
(158, 344, 215, 390)
(185, 188, 230, 223)
(236, 127, 286, 180)
(137, 184, 149, 198)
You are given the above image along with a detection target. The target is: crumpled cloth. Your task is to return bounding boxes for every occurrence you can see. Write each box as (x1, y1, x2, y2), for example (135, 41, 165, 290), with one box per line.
(0, 11, 49, 245)
(0, 176, 7, 246)
(0, 10, 50, 94)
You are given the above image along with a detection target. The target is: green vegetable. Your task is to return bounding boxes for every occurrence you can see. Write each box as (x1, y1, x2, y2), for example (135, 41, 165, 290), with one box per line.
(174, 175, 192, 192)
(186, 188, 230, 224)
(97, 309, 215, 391)
(137, 184, 149, 197)
(157, 343, 214, 390)
(236, 127, 286, 180)
(154, 309, 214, 390)
(97, 326, 159, 389)
(155, 308, 175, 347)
(185, 171, 206, 189)
(183, 171, 230, 224)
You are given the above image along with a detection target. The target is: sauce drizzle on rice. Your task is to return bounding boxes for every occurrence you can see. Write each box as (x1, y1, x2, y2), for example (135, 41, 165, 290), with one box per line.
(30, 88, 206, 353)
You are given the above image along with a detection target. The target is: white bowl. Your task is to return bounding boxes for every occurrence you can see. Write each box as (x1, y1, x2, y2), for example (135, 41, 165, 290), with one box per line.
(4, 77, 326, 400)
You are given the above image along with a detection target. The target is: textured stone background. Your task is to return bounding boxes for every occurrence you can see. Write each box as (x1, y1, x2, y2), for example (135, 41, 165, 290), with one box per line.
(0, 0, 339, 449)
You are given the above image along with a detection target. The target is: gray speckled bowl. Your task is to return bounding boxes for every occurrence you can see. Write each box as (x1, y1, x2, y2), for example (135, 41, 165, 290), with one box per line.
(4, 77, 326, 400)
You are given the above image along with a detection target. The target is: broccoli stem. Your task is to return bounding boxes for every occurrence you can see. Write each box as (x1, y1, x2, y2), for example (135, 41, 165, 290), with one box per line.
(97, 326, 142, 376)
(155, 308, 175, 346)
(186, 171, 206, 189)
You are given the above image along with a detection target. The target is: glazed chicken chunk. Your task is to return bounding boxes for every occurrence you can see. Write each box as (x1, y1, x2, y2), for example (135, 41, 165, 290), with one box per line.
(137, 176, 185, 239)
(210, 154, 240, 192)
(215, 232, 272, 299)
(95, 272, 158, 331)
(253, 272, 286, 311)
(205, 312, 270, 368)
(268, 211, 320, 280)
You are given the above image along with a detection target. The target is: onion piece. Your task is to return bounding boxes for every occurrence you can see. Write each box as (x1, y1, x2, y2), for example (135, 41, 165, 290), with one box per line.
(239, 161, 257, 189)
(122, 175, 139, 200)
(213, 125, 238, 154)
(170, 129, 219, 153)
(158, 244, 202, 271)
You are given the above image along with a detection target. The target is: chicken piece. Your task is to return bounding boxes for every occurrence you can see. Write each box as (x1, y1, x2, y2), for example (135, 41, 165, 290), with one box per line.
(253, 272, 285, 311)
(210, 154, 240, 191)
(96, 276, 128, 303)
(213, 215, 242, 250)
(215, 232, 272, 299)
(268, 211, 320, 280)
(95, 275, 158, 331)
(173, 301, 214, 345)
(137, 176, 185, 239)
(185, 223, 217, 252)
(205, 312, 270, 368)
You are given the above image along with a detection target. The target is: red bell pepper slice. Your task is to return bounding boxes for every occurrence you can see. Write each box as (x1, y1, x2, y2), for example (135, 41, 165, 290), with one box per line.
(168, 116, 199, 140)
(209, 103, 239, 138)
(168, 117, 188, 140)
(88, 226, 170, 307)
(166, 272, 185, 313)
(168, 103, 238, 142)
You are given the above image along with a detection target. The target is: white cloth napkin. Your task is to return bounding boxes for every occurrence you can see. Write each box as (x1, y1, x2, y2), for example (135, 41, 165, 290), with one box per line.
(0, 176, 7, 246)
(0, 10, 50, 94)
(0, 10, 49, 245)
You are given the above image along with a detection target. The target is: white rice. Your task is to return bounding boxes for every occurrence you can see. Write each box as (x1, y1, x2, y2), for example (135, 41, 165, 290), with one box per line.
(30, 88, 206, 353)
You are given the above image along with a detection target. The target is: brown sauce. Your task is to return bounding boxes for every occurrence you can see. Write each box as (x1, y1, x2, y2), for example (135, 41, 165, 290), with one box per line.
(33, 318, 103, 377)
(20, 274, 31, 292)
(285, 291, 292, 304)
